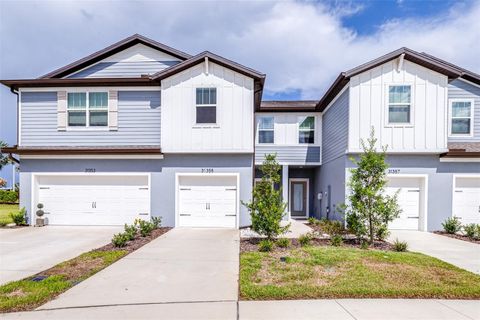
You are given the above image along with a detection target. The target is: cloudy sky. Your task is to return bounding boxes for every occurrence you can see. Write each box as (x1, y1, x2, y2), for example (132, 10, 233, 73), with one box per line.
(1, 0, 480, 182)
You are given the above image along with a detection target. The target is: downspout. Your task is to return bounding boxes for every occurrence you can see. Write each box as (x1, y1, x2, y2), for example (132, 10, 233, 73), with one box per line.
(10, 87, 19, 145)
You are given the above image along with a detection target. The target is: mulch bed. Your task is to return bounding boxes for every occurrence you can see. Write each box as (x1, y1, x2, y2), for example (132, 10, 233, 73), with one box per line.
(433, 231, 480, 244)
(240, 237, 393, 253)
(96, 227, 172, 253)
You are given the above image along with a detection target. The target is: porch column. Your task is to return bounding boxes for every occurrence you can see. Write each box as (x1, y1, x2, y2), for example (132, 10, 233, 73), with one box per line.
(282, 165, 289, 220)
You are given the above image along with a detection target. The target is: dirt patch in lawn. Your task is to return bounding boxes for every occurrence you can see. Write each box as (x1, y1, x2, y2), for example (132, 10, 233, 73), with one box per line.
(241, 237, 393, 253)
(434, 231, 480, 244)
(97, 227, 171, 253)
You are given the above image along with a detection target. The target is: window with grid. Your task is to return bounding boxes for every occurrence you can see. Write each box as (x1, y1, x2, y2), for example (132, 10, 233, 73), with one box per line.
(388, 85, 411, 124)
(450, 100, 473, 135)
(67, 92, 108, 127)
(196, 88, 216, 124)
(298, 116, 315, 144)
(258, 116, 274, 143)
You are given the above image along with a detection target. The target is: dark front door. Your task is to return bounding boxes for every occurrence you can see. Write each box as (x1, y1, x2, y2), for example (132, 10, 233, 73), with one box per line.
(290, 180, 307, 217)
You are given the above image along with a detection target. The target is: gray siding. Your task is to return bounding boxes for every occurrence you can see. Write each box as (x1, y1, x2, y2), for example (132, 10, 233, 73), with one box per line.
(255, 145, 320, 164)
(20, 91, 161, 146)
(316, 155, 346, 221)
(322, 88, 349, 164)
(19, 154, 253, 227)
(68, 61, 179, 78)
(448, 79, 480, 142)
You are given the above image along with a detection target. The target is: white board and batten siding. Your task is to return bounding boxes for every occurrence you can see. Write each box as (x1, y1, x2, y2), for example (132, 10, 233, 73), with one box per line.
(348, 60, 448, 153)
(161, 61, 254, 153)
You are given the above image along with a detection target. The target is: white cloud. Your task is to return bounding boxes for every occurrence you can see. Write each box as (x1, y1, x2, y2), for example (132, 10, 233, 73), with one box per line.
(1, 0, 480, 103)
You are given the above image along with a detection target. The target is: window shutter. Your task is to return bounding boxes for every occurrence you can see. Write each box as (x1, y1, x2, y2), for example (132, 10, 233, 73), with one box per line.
(108, 90, 118, 131)
(57, 91, 67, 131)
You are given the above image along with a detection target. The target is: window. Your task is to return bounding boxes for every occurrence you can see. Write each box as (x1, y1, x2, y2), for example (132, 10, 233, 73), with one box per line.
(67, 92, 108, 127)
(196, 88, 216, 124)
(450, 99, 474, 136)
(298, 116, 315, 144)
(258, 116, 274, 143)
(388, 85, 411, 124)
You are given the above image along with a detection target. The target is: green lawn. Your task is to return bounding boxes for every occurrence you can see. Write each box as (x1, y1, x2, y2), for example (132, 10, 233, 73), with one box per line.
(240, 246, 480, 300)
(0, 250, 127, 312)
(0, 204, 19, 225)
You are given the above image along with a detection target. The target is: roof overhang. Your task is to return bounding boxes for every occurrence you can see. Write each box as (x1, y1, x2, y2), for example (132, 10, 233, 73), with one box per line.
(257, 100, 319, 112)
(0, 78, 159, 91)
(1, 146, 162, 156)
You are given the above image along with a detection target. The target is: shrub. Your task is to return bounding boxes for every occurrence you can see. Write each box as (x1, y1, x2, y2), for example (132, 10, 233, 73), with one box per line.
(0, 190, 19, 204)
(299, 233, 313, 247)
(10, 208, 26, 226)
(375, 225, 390, 241)
(360, 240, 369, 250)
(112, 233, 129, 247)
(320, 220, 344, 237)
(331, 234, 343, 246)
(258, 239, 274, 252)
(242, 154, 289, 240)
(392, 239, 408, 252)
(442, 216, 462, 234)
(463, 224, 480, 240)
(124, 224, 137, 241)
(276, 237, 291, 248)
(307, 217, 319, 225)
(137, 220, 155, 237)
(151, 216, 162, 228)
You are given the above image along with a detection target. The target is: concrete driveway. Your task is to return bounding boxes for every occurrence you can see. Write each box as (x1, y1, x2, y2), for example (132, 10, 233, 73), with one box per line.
(39, 228, 239, 309)
(389, 230, 480, 274)
(0, 226, 121, 285)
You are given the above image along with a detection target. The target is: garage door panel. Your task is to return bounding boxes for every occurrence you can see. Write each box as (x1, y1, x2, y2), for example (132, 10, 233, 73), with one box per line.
(454, 177, 480, 225)
(37, 175, 150, 226)
(386, 177, 422, 230)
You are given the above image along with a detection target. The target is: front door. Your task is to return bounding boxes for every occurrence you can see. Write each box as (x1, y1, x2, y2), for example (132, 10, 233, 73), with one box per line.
(290, 180, 307, 217)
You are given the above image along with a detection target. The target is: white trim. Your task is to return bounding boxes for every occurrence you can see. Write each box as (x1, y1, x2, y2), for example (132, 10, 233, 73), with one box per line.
(448, 98, 475, 137)
(451, 174, 480, 221)
(387, 173, 429, 231)
(440, 157, 480, 162)
(347, 149, 449, 154)
(20, 86, 161, 92)
(255, 161, 322, 166)
(396, 53, 405, 72)
(66, 91, 109, 129)
(20, 154, 164, 160)
(385, 83, 415, 127)
(175, 172, 240, 228)
(30, 172, 151, 226)
(289, 178, 309, 219)
(321, 83, 349, 115)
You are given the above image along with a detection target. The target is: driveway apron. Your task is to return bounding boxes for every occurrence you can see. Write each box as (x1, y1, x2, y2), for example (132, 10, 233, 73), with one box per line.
(39, 228, 240, 309)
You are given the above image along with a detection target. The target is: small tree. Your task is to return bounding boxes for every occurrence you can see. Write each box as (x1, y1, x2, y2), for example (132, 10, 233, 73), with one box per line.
(0, 141, 10, 170)
(344, 128, 401, 245)
(243, 154, 289, 240)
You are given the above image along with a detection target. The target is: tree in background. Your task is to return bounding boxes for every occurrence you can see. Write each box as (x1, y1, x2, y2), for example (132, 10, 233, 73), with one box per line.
(343, 128, 401, 245)
(0, 140, 10, 170)
(243, 154, 289, 240)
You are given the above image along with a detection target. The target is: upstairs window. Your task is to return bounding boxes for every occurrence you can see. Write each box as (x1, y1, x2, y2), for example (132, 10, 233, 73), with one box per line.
(67, 92, 108, 127)
(258, 116, 274, 143)
(298, 116, 315, 144)
(388, 85, 411, 124)
(196, 88, 216, 124)
(450, 99, 474, 136)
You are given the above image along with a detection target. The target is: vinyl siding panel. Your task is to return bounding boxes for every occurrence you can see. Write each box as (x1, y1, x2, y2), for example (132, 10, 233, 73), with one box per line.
(20, 91, 161, 146)
(255, 145, 320, 164)
(448, 79, 480, 142)
(68, 61, 179, 78)
(322, 88, 349, 164)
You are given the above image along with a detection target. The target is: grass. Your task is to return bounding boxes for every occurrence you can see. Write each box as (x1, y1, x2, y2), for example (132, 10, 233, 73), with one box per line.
(240, 246, 480, 300)
(0, 204, 19, 225)
(0, 250, 127, 313)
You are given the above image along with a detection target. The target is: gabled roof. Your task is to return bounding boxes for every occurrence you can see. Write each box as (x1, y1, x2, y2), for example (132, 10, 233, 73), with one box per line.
(41, 34, 192, 79)
(316, 47, 480, 111)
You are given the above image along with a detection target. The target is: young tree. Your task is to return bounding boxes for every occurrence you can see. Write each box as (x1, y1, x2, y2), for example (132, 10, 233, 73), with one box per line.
(0, 141, 10, 170)
(243, 154, 289, 240)
(344, 128, 401, 245)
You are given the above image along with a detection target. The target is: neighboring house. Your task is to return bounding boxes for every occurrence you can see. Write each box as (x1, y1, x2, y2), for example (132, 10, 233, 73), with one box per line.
(1, 37, 479, 231)
(286, 48, 478, 231)
(0, 34, 265, 228)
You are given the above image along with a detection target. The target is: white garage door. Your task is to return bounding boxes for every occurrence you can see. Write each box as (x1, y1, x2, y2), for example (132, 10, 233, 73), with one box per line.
(37, 175, 150, 226)
(178, 175, 237, 228)
(386, 177, 422, 230)
(453, 177, 480, 225)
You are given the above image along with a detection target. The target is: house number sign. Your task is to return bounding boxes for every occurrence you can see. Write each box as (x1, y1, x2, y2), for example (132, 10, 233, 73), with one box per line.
(201, 168, 214, 173)
(388, 169, 401, 174)
(85, 168, 96, 173)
